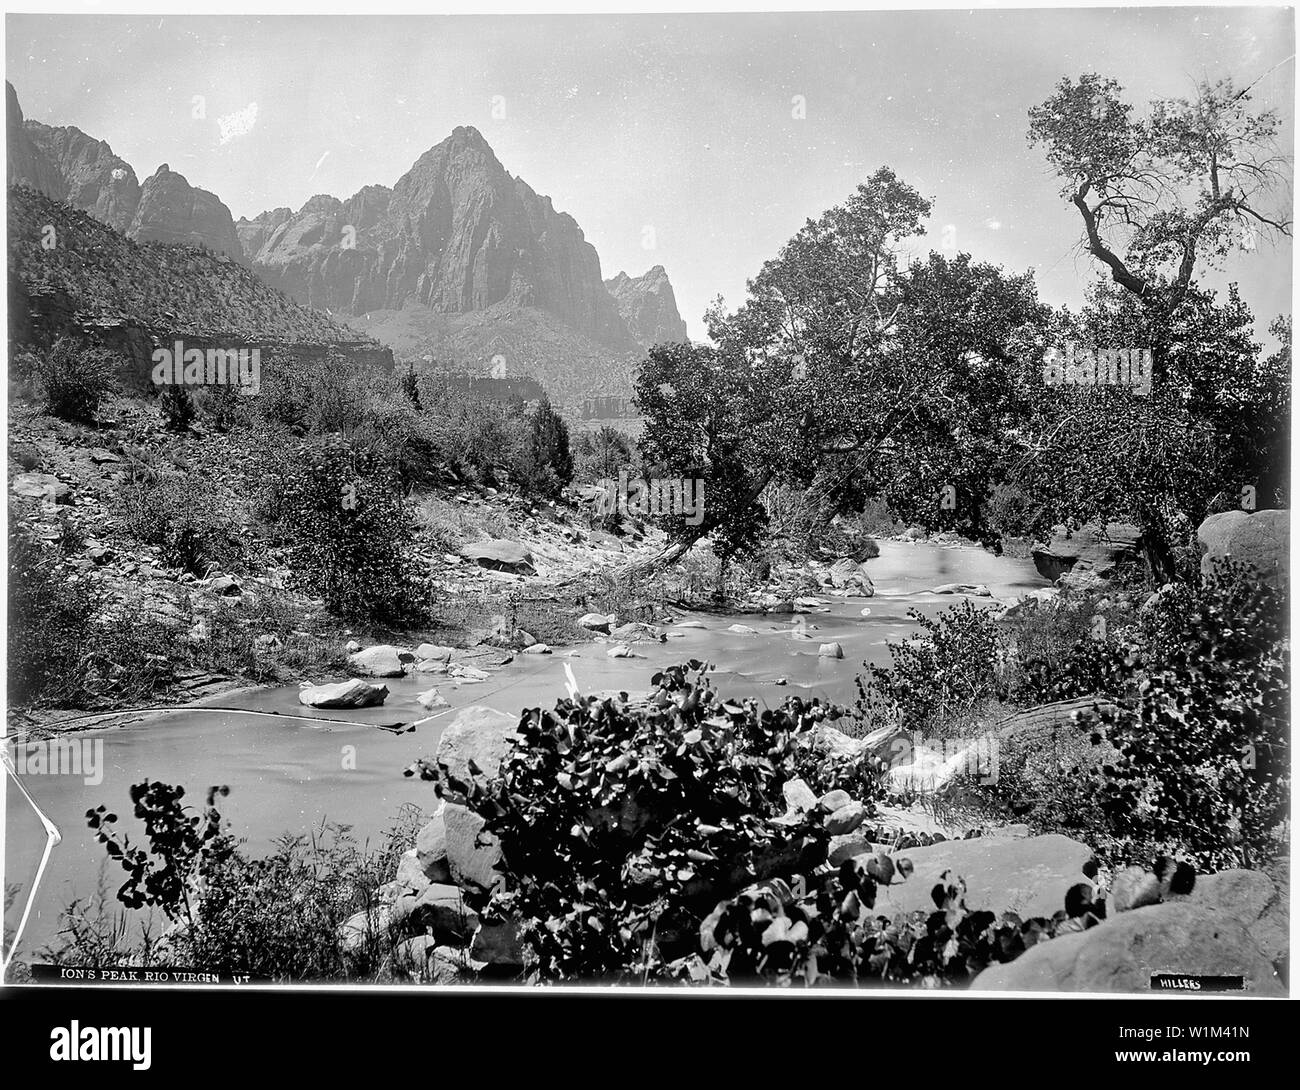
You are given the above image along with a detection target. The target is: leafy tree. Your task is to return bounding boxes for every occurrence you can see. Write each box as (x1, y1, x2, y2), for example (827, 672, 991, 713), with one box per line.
(268, 434, 428, 623)
(636, 172, 1045, 564)
(511, 396, 573, 497)
(573, 425, 637, 483)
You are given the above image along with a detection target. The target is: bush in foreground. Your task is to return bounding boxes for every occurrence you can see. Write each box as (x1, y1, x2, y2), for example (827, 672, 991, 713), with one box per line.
(462, 662, 880, 982)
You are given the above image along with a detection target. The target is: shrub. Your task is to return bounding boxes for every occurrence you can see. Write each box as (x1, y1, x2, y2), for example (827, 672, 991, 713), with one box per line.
(856, 602, 1002, 734)
(115, 472, 244, 576)
(1080, 561, 1289, 870)
(678, 855, 1096, 987)
(158, 383, 196, 431)
(36, 337, 116, 423)
(266, 434, 428, 623)
(54, 783, 423, 982)
(6, 522, 100, 706)
(460, 663, 884, 982)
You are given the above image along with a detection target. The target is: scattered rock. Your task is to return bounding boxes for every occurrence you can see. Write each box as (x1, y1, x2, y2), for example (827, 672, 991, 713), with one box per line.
(395, 848, 432, 896)
(11, 471, 70, 503)
(433, 706, 521, 797)
(414, 802, 453, 884)
(727, 623, 757, 634)
(818, 789, 853, 813)
(414, 643, 455, 662)
(782, 778, 819, 814)
(578, 612, 615, 633)
(825, 802, 867, 835)
(443, 801, 506, 895)
(606, 644, 633, 658)
(208, 574, 242, 597)
(521, 642, 551, 654)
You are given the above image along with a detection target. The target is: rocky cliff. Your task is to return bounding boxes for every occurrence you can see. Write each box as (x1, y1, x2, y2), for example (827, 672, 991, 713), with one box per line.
(6, 82, 242, 260)
(241, 126, 636, 350)
(128, 163, 244, 258)
(605, 265, 689, 348)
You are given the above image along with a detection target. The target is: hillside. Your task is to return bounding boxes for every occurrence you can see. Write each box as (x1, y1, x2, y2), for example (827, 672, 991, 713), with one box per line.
(8, 185, 367, 344)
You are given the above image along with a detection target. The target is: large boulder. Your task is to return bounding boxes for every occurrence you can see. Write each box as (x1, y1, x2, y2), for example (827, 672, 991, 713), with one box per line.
(1031, 521, 1142, 582)
(443, 800, 506, 896)
(297, 679, 389, 709)
(391, 882, 479, 944)
(971, 902, 1285, 994)
(432, 706, 520, 797)
(347, 644, 409, 678)
(11, 471, 70, 504)
(827, 558, 875, 596)
(1197, 508, 1288, 588)
(459, 540, 536, 573)
(1189, 868, 1288, 963)
(862, 833, 1095, 920)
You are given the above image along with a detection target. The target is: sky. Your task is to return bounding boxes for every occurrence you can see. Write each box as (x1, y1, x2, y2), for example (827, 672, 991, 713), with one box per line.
(5, 8, 1295, 342)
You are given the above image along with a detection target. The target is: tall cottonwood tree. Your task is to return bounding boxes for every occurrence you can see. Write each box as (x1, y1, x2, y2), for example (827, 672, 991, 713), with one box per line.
(1029, 73, 1291, 321)
(1021, 73, 1292, 576)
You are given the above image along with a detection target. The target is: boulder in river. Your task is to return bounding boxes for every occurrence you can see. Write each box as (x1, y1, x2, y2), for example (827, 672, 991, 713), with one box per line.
(817, 641, 844, 658)
(347, 644, 409, 677)
(298, 679, 389, 709)
(578, 612, 615, 633)
(417, 687, 449, 710)
(414, 643, 455, 662)
(931, 582, 991, 596)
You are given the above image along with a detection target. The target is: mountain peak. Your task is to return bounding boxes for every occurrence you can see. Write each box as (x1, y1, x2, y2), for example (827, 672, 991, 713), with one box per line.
(605, 266, 688, 348)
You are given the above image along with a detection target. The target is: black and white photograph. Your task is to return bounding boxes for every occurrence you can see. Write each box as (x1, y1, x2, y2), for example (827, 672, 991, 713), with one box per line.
(0, 1, 1293, 1059)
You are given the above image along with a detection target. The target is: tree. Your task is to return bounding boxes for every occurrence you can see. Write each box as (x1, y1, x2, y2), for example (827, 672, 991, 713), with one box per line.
(1028, 73, 1291, 317)
(635, 173, 1046, 563)
(1024, 74, 1292, 575)
(511, 397, 573, 497)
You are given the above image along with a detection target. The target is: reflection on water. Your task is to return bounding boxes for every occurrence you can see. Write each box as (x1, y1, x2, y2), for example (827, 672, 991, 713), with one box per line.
(4, 540, 1047, 957)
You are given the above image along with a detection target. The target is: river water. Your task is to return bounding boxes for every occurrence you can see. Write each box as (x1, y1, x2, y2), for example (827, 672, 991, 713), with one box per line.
(3, 539, 1047, 959)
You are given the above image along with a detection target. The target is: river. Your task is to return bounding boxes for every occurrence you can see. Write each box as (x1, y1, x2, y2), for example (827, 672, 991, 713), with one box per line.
(3, 539, 1048, 959)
